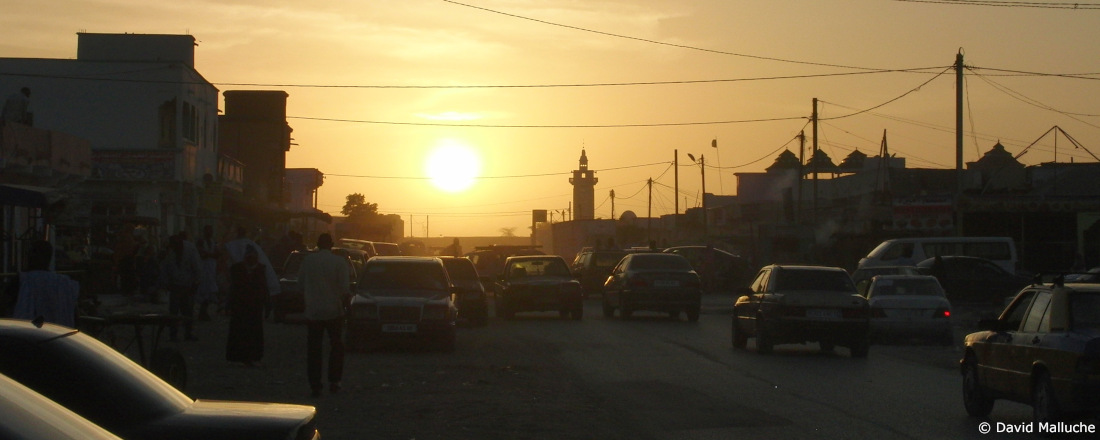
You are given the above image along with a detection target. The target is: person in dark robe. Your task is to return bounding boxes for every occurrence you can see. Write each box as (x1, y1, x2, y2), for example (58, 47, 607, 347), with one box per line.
(226, 245, 267, 366)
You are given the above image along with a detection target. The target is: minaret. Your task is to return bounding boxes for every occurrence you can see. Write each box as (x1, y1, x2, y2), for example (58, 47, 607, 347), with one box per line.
(570, 149, 598, 220)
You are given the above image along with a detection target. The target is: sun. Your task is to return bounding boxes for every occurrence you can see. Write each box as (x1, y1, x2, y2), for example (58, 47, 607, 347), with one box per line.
(425, 139, 481, 193)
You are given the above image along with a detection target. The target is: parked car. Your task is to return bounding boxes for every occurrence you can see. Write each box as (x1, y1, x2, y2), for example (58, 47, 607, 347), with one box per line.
(850, 265, 921, 297)
(571, 248, 627, 297)
(0, 319, 320, 440)
(1064, 266, 1100, 283)
(338, 247, 370, 276)
(0, 372, 122, 440)
(439, 256, 488, 327)
(274, 249, 357, 322)
(346, 256, 458, 352)
(602, 253, 702, 321)
(960, 280, 1100, 424)
(865, 275, 953, 345)
(336, 238, 377, 257)
(916, 256, 1033, 304)
(858, 236, 1018, 274)
(371, 242, 401, 256)
(496, 255, 583, 320)
(662, 246, 754, 293)
(732, 265, 870, 357)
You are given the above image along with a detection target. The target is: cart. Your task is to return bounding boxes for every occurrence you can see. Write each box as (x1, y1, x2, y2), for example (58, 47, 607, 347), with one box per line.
(77, 313, 188, 390)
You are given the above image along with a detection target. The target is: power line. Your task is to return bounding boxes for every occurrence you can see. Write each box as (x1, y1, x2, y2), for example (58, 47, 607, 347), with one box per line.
(893, 0, 1100, 9)
(287, 115, 805, 129)
(820, 67, 954, 121)
(444, 0, 932, 71)
(325, 160, 670, 180)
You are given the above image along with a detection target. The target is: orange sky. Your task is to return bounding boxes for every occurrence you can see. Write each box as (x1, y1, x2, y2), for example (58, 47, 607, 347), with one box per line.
(2, 0, 1099, 237)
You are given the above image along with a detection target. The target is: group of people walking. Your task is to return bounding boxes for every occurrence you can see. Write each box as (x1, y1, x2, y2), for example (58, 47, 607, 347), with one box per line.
(6, 225, 352, 397)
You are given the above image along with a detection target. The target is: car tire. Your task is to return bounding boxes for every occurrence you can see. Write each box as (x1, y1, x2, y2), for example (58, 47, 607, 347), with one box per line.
(686, 306, 700, 323)
(939, 330, 954, 347)
(731, 316, 747, 349)
(1032, 371, 1062, 424)
(848, 338, 869, 358)
(571, 307, 583, 321)
(602, 299, 614, 318)
(496, 300, 515, 320)
(151, 348, 188, 391)
(962, 357, 995, 418)
(621, 302, 633, 320)
(755, 319, 773, 355)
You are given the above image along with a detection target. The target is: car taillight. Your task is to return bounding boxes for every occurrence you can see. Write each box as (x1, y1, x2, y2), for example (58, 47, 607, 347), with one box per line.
(629, 277, 648, 289)
(422, 305, 448, 321)
(870, 307, 887, 318)
(934, 308, 951, 318)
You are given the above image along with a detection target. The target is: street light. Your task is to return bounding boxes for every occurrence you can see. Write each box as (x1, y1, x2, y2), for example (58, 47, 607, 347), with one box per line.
(686, 152, 707, 239)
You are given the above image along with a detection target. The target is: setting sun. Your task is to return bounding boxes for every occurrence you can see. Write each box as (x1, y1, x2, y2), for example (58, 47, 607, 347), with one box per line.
(425, 139, 481, 193)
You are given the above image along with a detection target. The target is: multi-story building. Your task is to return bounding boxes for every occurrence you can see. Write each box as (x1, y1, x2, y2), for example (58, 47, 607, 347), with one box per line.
(0, 33, 220, 241)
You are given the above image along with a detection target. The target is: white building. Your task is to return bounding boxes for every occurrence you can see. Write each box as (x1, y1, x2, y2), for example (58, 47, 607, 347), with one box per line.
(0, 33, 220, 239)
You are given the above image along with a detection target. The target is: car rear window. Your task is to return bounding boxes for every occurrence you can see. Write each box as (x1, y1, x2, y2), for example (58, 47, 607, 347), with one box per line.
(594, 252, 627, 268)
(629, 254, 693, 271)
(442, 259, 478, 281)
(871, 278, 944, 296)
(775, 269, 855, 293)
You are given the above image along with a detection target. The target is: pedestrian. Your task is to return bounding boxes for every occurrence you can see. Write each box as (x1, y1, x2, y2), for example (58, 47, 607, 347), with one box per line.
(161, 233, 202, 341)
(11, 240, 80, 327)
(135, 238, 161, 304)
(195, 225, 221, 321)
(112, 224, 139, 297)
(298, 233, 350, 397)
(225, 226, 280, 316)
(226, 244, 267, 366)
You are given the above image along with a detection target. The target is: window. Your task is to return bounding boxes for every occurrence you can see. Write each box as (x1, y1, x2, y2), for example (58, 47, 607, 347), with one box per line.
(1071, 293, 1100, 330)
(1002, 290, 1038, 330)
(1021, 292, 1052, 333)
(881, 243, 914, 261)
(750, 269, 769, 293)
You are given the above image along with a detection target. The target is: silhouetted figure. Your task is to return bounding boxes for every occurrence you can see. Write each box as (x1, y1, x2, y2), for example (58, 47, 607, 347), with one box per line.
(299, 233, 350, 397)
(162, 233, 201, 341)
(12, 240, 79, 327)
(226, 245, 267, 366)
(195, 225, 221, 320)
(225, 226, 280, 317)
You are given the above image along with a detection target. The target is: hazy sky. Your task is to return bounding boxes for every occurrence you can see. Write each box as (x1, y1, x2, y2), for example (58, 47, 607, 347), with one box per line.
(2, 0, 1099, 237)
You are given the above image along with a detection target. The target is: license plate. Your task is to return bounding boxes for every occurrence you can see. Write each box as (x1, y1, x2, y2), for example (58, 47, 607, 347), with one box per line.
(654, 280, 680, 288)
(806, 309, 841, 319)
(890, 309, 924, 319)
(382, 323, 417, 333)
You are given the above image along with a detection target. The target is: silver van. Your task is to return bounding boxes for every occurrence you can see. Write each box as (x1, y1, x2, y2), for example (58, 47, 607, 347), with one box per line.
(857, 237, 1018, 273)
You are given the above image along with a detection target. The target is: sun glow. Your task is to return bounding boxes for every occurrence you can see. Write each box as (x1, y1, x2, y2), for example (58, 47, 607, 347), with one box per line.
(425, 139, 481, 193)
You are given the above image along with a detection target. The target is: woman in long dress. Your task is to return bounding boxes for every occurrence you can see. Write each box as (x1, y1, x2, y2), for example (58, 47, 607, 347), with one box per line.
(226, 245, 267, 366)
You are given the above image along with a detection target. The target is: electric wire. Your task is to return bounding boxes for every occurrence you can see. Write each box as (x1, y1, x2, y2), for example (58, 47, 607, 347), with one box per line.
(892, 0, 1100, 9)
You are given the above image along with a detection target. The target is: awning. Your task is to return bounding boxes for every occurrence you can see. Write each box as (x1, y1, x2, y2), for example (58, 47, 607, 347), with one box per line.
(0, 184, 54, 207)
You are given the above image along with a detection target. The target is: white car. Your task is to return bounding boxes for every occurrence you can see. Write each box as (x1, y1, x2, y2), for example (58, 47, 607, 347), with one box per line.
(865, 275, 954, 345)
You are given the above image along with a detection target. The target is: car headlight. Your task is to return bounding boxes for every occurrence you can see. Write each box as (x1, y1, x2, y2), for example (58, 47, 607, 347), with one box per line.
(349, 304, 378, 320)
(422, 305, 449, 321)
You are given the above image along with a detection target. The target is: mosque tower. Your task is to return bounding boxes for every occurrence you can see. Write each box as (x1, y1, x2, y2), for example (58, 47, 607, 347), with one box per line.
(570, 149, 598, 220)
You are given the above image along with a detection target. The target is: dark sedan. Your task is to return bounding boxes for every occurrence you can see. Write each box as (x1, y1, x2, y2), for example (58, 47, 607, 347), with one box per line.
(496, 255, 583, 320)
(961, 281, 1100, 424)
(275, 249, 357, 322)
(602, 253, 702, 321)
(346, 256, 458, 352)
(917, 255, 1032, 304)
(0, 319, 319, 440)
(440, 256, 489, 327)
(0, 372, 122, 440)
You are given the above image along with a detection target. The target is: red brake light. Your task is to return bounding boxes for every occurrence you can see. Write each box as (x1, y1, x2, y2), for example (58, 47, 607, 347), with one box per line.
(934, 308, 950, 318)
(629, 277, 648, 288)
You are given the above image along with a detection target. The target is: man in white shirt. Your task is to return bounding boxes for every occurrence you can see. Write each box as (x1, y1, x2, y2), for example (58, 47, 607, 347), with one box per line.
(297, 233, 350, 397)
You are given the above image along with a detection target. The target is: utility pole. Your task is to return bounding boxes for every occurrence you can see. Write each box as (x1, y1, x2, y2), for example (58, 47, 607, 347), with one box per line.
(955, 49, 965, 237)
(812, 98, 819, 225)
(673, 149, 678, 237)
(797, 130, 805, 225)
(647, 178, 653, 243)
(701, 155, 707, 239)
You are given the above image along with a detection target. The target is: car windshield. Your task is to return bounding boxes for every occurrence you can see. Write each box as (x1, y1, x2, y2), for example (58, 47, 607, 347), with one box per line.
(1072, 293, 1100, 330)
(871, 278, 944, 297)
(775, 269, 855, 293)
(359, 262, 448, 296)
(373, 243, 401, 256)
(629, 254, 693, 271)
(508, 258, 571, 278)
(441, 259, 478, 281)
(282, 253, 306, 275)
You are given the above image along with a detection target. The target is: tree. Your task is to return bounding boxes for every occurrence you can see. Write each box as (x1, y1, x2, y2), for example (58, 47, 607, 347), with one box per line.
(341, 193, 392, 241)
(499, 227, 516, 237)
